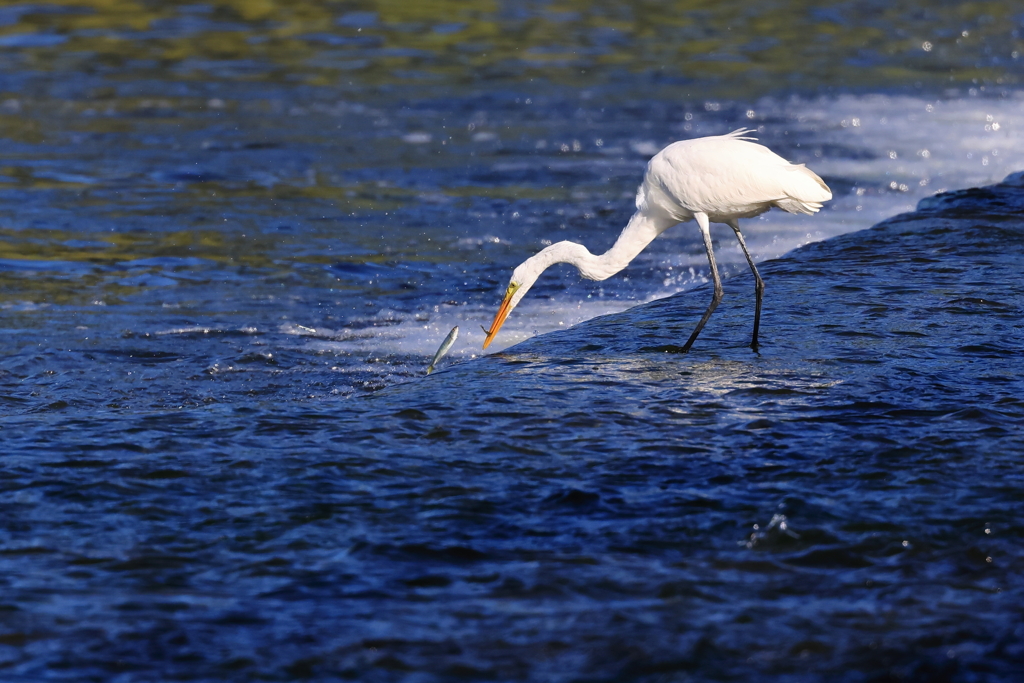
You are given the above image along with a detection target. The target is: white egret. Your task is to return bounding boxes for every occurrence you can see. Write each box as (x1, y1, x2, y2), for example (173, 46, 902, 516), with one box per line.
(482, 129, 831, 352)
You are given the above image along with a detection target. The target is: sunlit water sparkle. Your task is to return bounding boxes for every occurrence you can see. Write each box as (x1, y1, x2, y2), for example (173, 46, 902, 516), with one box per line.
(2, 2, 1024, 681)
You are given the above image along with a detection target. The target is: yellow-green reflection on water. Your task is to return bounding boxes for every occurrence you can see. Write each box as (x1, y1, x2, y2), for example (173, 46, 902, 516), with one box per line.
(1, 0, 1020, 97)
(0, 0, 1020, 321)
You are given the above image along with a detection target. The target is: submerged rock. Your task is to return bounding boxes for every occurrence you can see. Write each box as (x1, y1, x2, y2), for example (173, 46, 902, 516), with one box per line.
(369, 170, 1024, 460)
(323, 173, 1024, 680)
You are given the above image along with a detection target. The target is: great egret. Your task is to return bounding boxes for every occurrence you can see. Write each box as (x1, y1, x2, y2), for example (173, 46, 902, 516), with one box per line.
(482, 129, 831, 352)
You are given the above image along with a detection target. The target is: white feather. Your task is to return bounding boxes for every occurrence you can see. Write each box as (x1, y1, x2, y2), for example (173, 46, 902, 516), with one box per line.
(482, 130, 833, 351)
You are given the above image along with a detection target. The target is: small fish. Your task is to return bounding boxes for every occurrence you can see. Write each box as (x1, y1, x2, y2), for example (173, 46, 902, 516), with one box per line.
(426, 325, 459, 375)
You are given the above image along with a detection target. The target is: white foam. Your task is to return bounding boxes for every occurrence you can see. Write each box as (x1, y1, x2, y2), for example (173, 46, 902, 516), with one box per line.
(663, 93, 1024, 266)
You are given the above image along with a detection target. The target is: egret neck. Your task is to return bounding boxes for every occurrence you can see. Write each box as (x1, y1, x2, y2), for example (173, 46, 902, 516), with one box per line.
(482, 211, 672, 348)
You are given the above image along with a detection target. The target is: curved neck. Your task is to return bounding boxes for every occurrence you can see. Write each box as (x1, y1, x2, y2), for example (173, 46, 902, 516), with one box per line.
(499, 209, 677, 325)
(530, 211, 669, 282)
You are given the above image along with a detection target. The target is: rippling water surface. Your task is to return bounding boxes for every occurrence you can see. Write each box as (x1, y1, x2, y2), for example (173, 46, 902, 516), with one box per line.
(1, 2, 1023, 681)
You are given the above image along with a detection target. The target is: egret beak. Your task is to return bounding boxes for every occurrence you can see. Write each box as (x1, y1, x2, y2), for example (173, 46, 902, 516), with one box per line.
(482, 282, 519, 349)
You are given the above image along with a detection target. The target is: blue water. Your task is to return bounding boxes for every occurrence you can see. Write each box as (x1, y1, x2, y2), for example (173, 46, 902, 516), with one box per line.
(2, 2, 1024, 681)
(4, 176, 1023, 681)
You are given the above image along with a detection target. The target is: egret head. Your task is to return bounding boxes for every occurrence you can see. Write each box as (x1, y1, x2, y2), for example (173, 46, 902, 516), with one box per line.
(482, 241, 588, 349)
(482, 261, 544, 349)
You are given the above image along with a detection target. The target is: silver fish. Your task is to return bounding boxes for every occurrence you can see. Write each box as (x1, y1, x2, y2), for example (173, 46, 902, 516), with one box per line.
(426, 325, 459, 375)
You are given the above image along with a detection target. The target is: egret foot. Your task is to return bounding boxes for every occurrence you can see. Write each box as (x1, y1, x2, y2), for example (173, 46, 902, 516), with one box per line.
(641, 344, 690, 354)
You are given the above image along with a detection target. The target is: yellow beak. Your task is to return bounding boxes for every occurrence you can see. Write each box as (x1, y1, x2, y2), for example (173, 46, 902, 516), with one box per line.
(482, 283, 518, 349)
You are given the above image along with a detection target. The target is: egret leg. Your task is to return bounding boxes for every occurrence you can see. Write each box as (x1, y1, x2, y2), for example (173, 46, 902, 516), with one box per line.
(681, 212, 723, 352)
(727, 219, 764, 352)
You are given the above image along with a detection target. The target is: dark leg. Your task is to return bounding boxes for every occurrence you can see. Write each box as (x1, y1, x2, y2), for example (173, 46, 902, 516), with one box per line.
(681, 212, 723, 352)
(727, 219, 764, 352)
